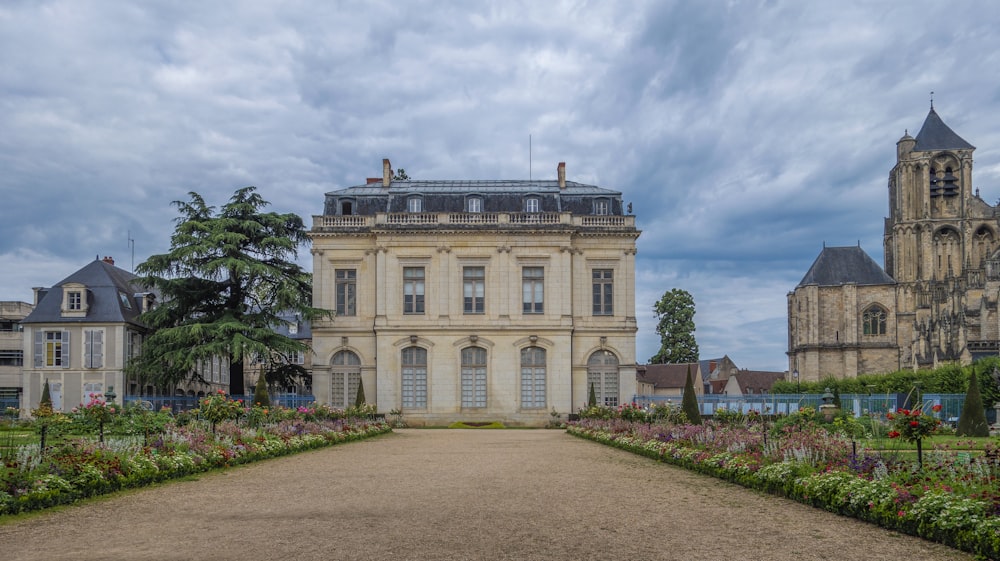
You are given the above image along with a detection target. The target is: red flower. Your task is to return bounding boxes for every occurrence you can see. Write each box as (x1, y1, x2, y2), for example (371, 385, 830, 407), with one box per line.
(931, 404, 942, 413)
(886, 412, 895, 420)
(910, 420, 919, 427)
(888, 430, 900, 438)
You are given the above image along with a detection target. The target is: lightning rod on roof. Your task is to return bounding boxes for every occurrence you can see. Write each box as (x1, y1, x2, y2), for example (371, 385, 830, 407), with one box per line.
(529, 134, 532, 182)
(128, 230, 135, 273)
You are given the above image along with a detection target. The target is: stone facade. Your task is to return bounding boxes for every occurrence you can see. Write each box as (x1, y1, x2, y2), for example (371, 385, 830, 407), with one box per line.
(308, 161, 640, 426)
(789, 106, 1000, 381)
(0, 301, 32, 403)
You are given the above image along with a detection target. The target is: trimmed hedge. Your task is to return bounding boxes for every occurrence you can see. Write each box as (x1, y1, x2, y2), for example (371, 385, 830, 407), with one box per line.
(568, 424, 1000, 559)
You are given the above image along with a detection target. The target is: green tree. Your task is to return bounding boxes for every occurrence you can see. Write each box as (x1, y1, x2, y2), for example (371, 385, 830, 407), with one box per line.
(354, 378, 366, 407)
(650, 289, 698, 364)
(681, 365, 702, 425)
(957, 367, 989, 437)
(128, 187, 324, 396)
(588, 382, 597, 407)
(252, 373, 270, 407)
(393, 168, 410, 180)
(39, 379, 51, 407)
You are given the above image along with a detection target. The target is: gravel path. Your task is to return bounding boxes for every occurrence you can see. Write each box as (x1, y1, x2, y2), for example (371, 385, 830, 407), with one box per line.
(0, 429, 973, 561)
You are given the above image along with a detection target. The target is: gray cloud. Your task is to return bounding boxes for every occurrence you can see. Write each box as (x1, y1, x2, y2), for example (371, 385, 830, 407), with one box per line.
(4, 0, 1000, 372)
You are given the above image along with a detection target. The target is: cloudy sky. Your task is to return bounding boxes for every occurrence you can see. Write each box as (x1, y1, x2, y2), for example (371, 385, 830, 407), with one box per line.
(3, 1, 1000, 372)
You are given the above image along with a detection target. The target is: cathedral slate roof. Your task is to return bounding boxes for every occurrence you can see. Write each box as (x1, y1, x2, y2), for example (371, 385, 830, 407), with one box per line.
(22, 259, 150, 326)
(913, 107, 975, 151)
(797, 246, 895, 287)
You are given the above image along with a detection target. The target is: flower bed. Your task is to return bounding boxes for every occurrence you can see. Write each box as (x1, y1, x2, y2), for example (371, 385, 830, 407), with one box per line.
(568, 409, 1000, 559)
(1, 397, 390, 516)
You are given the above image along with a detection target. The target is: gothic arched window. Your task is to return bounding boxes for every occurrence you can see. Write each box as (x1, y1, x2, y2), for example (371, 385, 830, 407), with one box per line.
(862, 305, 888, 336)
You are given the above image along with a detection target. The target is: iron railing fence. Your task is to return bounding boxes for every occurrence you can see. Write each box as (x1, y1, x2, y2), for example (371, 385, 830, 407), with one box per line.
(631, 393, 973, 423)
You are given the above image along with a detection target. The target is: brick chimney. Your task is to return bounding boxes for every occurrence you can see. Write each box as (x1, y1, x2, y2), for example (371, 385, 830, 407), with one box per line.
(102, 256, 115, 265)
(557, 162, 566, 189)
(366, 178, 381, 184)
(382, 158, 392, 187)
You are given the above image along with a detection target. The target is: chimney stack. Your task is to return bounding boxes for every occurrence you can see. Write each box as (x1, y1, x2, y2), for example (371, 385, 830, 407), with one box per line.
(102, 256, 115, 265)
(382, 158, 392, 187)
(557, 162, 566, 189)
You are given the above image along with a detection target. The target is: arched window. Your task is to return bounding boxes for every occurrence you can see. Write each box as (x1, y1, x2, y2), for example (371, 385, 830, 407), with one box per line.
(587, 350, 619, 406)
(331, 350, 361, 408)
(862, 305, 888, 336)
(933, 227, 961, 278)
(520, 347, 546, 408)
(975, 227, 994, 268)
(461, 347, 487, 408)
(401, 347, 427, 409)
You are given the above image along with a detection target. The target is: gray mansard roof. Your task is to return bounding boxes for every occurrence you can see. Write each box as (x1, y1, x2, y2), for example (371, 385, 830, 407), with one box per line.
(913, 107, 975, 152)
(797, 246, 896, 287)
(22, 259, 151, 326)
(324, 179, 625, 216)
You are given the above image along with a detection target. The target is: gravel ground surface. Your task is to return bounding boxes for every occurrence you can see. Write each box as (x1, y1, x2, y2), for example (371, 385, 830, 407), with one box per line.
(0, 429, 975, 561)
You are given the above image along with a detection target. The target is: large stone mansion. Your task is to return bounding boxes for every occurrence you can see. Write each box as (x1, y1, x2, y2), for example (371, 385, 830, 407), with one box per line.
(789, 106, 1000, 381)
(308, 160, 640, 425)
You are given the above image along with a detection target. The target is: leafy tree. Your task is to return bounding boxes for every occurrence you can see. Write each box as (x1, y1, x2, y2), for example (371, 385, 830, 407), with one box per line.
(393, 168, 410, 180)
(681, 365, 702, 425)
(252, 373, 270, 407)
(649, 289, 698, 364)
(128, 187, 325, 396)
(355, 378, 367, 407)
(957, 367, 989, 437)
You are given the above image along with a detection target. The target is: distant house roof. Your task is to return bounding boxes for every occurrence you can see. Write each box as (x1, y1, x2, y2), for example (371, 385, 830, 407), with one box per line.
(273, 312, 312, 340)
(729, 370, 786, 394)
(913, 107, 974, 152)
(22, 258, 150, 326)
(797, 246, 895, 287)
(637, 363, 699, 389)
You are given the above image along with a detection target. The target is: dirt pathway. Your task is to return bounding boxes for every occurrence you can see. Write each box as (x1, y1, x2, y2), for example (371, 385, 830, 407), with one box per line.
(0, 429, 973, 561)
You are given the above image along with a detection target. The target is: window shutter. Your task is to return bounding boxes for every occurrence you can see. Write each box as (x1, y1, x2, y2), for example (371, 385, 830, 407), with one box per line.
(62, 330, 71, 368)
(85, 330, 93, 368)
(33, 330, 43, 367)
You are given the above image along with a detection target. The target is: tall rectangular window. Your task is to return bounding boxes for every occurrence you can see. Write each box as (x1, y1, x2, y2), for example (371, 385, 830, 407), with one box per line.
(525, 198, 540, 212)
(467, 198, 482, 213)
(44, 331, 66, 367)
(403, 267, 425, 314)
(592, 269, 614, 315)
(335, 269, 357, 316)
(84, 329, 103, 369)
(68, 291, 82, 310)
(401, 347, 427, 409)
(520, 347, 546, 409)
(408, 197, 422, 212)
(463, 267, 485, 314)
(522, 267, 544, 314)
(461, 347, 487, 408)
(594, 199, 609, 215)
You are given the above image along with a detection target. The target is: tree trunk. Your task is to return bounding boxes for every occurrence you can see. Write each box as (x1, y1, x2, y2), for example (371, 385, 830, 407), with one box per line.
(230, 357, 245, 397)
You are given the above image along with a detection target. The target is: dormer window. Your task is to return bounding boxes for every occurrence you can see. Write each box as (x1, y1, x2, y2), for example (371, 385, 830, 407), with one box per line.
(340, 199, 354, 216)
(408, 196, 423, 213)
(594, 198, 610, 215)
(467, 197, 483, 213)
(525, 197, 540, 213)
(61, 283, 88, 317)
(119, 291, 132, 309)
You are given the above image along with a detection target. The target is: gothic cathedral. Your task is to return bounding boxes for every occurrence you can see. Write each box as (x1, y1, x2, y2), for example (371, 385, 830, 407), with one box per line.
(788, 106, 1000, 382)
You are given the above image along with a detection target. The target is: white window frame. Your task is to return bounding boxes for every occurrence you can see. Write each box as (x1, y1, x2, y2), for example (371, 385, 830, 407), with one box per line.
(408, 197, 423, 213)
(461, 347, 487, 408)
